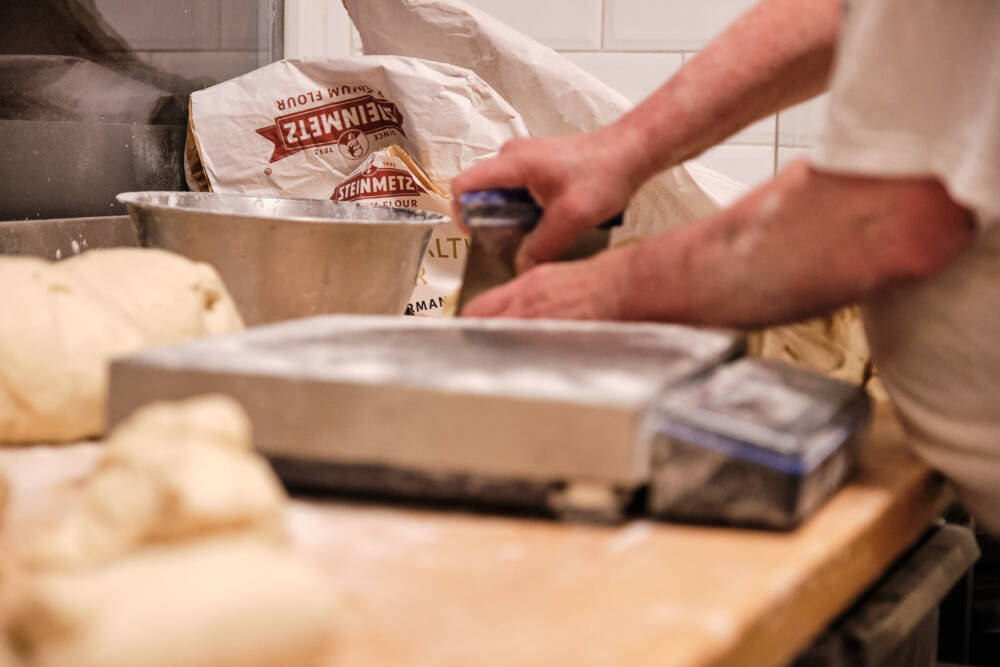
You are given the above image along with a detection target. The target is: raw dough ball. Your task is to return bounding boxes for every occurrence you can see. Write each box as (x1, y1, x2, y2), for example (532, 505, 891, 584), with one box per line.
(6, 537, 335, 667)
(1, 396, 332, 667)
(0, 249, 244, 443)
(22, 395, 286, 571)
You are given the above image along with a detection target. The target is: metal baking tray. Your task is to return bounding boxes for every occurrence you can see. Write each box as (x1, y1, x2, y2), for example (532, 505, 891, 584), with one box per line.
(108, 315, 743, 520)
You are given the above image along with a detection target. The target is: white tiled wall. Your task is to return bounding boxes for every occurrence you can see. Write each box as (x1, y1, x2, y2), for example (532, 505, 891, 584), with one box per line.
(291, 0, 831, 190)
(285, 0, 354, 60)
(561, 52, 683, 103)
(464, 0, 604, 50)
(604, 0, 756, 51)
(777, 92, 831, 147)
(96, 0, 265, 84)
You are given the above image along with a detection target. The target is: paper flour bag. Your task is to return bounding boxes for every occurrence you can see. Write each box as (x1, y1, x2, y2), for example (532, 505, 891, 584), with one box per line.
(332, 145, 463, 316)
(186, 56, 528, 199)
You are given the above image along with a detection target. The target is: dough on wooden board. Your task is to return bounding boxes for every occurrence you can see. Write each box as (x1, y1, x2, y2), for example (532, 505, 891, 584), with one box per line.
(21, 395, 287, 571)
(5, 537, 335, 667)
(0, 249, 244, 444)
(1, 396, 335, 667)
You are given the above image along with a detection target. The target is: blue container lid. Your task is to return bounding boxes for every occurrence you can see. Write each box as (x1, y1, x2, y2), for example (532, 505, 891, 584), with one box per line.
(650, 358, 871, 474)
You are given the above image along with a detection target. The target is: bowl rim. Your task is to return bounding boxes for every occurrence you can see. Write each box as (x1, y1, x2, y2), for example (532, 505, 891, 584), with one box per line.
(116, 191, 451, 226)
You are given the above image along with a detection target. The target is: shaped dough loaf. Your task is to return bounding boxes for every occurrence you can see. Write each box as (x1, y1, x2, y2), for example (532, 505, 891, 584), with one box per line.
(22, 395, 286, 571)
(2, 396, 334, 667)
(0, 249, 244, 443)
(6, 537, 335, 667)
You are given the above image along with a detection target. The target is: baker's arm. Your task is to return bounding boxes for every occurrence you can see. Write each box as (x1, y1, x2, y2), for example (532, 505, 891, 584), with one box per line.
(461, 161, 974, 326)
(452, 0, 842, 272)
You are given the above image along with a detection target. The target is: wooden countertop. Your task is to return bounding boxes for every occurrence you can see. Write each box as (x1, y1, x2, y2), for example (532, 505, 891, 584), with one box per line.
(0, 406, 951, 667)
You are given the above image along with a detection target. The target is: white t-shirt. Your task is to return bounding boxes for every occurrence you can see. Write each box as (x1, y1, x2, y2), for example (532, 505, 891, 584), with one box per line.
(811, 0, 1000, 532)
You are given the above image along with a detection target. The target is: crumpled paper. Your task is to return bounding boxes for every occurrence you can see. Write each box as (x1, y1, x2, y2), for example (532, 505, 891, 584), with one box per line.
(187, 55, 528, 199)
(748, 307, 873, 386)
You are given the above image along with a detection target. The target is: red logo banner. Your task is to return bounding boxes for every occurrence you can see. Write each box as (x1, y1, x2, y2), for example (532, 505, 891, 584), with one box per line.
(255, 94, 405, 163)
(332, 166, 426, 201)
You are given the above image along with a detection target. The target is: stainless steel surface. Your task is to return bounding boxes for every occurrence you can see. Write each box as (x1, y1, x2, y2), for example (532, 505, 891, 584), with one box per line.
(456, 220, 531, 314)
(0, 120, 186, 220)
(107, 316, 743, 494)
(651, 358, 868, 458)
(455, 188, 619, 313)
(0, 215, 139, 259)
(456, 225, 616, 313)
(117, 192, 448, 324)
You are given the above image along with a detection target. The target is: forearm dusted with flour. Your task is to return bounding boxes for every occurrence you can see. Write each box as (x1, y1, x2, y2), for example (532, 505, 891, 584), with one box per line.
(452, 0, 843, 272)
(458, 162, 972, 322)
(614, 0, 842, 184)
(617, 162, 973, 327)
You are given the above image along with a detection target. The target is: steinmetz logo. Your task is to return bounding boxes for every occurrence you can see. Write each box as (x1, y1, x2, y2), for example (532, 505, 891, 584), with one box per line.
(333, 165, 425, 201)
(255, 94, 405, 162)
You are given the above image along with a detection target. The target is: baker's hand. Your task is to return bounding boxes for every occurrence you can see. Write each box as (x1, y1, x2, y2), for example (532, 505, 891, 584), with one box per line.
(461, 246, 635, 320)
(451, 128, 642, 274)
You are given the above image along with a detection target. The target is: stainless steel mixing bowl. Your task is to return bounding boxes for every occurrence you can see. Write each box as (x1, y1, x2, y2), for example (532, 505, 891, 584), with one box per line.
(117, 191, 447, 325)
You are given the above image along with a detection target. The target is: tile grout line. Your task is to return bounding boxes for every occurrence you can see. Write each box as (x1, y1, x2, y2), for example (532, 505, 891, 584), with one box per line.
(600, 0, 606, 50)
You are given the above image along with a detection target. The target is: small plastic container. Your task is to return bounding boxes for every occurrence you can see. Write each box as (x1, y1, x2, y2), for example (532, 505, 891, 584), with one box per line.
(646, 358, 872, 530)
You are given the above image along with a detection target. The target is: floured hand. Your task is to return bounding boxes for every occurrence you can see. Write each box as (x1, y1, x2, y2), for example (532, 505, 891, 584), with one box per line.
(452, 128, 646, 274)
(461, 248, 634, 321)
